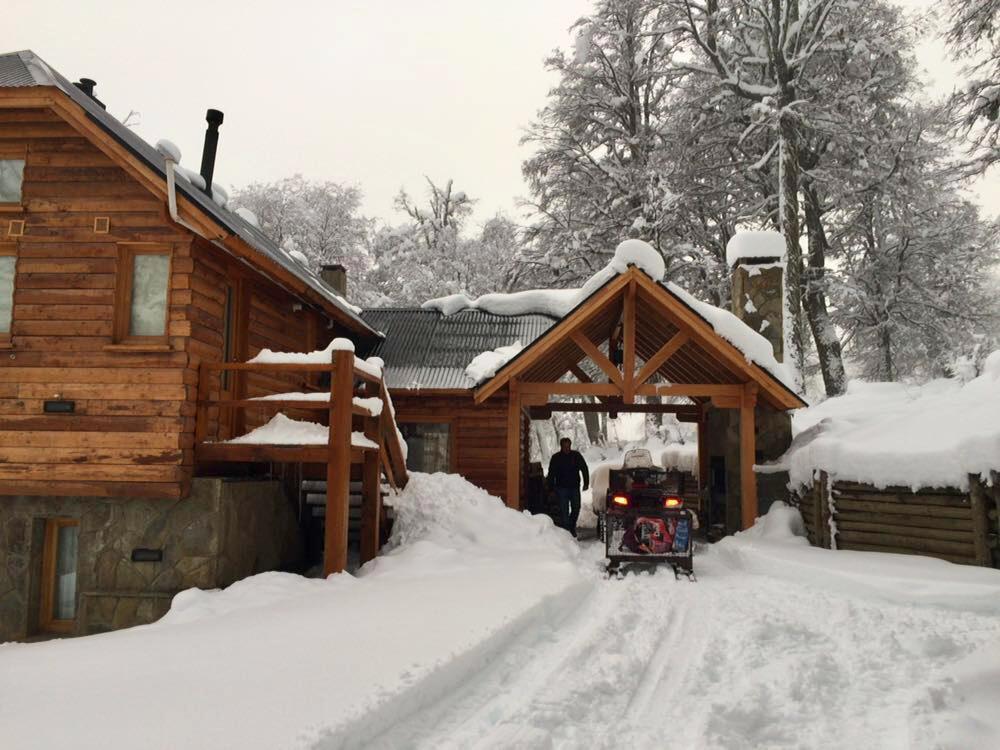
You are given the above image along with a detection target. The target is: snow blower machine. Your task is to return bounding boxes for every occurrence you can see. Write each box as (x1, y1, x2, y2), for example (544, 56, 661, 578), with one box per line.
(599, 449, 698, 580)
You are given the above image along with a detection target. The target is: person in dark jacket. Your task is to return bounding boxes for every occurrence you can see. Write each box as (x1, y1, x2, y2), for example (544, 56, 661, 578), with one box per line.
(547, 438, 589, 537)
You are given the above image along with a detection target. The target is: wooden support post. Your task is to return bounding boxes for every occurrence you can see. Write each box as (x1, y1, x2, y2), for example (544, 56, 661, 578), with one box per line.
(324, 349, 355, 576)
(194, 362, 212, 444)
(505, 379, 521, 510)
(697, 408, 709, 496)
(359, 380, 381, 566)
(969, 475, 992, 566)
(818, 471, 832, 549)
(622, 279, 636, 404)
(740, 383, 758, 531)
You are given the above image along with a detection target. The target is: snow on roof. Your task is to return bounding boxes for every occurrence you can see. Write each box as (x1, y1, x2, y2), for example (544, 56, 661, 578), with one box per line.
(423, 239, 666, 319)
(726, 230, 785, 267)
(423, 238, 800, 394)
(663, 281, 799, 393)
(465, 341, 523, 383)
(772, 351, 1000, 491)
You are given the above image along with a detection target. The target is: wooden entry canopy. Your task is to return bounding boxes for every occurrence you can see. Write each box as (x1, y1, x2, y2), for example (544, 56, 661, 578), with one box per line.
(474, 267, 807, 529)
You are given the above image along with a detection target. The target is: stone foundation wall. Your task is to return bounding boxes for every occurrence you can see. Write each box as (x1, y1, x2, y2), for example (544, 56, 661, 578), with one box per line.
(0, 478, 301, 641)
(706, 404, 792, 533)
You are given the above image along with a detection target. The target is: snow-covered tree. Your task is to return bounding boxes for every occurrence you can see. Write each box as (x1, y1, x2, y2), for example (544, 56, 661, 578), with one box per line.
(366, 179, 523, 305)
(945, 0, 1000, 171)
(230, 175, 376, 301)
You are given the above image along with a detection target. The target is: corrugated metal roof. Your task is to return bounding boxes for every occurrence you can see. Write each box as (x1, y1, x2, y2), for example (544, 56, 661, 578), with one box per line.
(361, 308, 556, 390)
(0, 50, 376, 339)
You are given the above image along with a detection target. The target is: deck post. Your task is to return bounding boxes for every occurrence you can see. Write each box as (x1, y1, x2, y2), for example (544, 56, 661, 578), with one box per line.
(194, 362, 212, 444)
(697, 405, 709, 497)
(324, 348, 355, 576)
(360, 380, 381, 565)
(505, 378, 521, 510)
(740, 383, 758, 530)
(969, 475, 992, 566)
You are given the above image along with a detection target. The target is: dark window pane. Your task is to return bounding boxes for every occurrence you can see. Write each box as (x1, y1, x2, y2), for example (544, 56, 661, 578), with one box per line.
(53, 524, 79, 620)
(399, 423, 451, 473)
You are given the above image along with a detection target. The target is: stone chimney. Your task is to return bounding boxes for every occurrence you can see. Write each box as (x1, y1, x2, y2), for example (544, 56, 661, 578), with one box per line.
(320, 263, 347, 298)
(727, 231, 785, 362)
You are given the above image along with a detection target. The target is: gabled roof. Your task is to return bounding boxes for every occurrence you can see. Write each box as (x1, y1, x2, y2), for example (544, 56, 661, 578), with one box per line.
(474, 267, 807, 411)
(0, 50, 377, 340)
(361, 308, 556, 390)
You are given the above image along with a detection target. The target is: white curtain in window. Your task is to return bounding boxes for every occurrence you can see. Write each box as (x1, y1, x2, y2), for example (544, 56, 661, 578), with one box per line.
(129, 254, 169, 336)
(0, 256, 14, 333)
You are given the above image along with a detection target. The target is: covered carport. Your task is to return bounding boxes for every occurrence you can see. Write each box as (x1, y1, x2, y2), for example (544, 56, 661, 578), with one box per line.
(473, 267, 807, 531)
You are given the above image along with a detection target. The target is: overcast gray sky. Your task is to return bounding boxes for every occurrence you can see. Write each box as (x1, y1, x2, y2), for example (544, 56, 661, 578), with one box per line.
(8, 0, 997, 225)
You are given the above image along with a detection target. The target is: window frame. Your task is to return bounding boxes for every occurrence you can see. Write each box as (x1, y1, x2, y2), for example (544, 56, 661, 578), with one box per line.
(0, 244, 15, 348)
(0, 145, 26, 209)
(398, 417, 456, 474)
(38, 517, 81, 635)
(113, 243, 173, 347)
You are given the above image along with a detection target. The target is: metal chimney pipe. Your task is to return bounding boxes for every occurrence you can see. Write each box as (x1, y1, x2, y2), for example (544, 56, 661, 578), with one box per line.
(199, 109, 224, 197)
(73, 78, 106, 109)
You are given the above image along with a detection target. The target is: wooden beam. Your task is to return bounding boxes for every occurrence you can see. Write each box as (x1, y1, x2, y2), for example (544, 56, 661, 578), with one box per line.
(568, 363, 592, 383)
(325, 349, 355, 576)
(571, 330, 623, 388)
(360, 380, 382, 566)
(520, 382, 620, 397)
(623, 279, 637, 403)
(740, 383, 758, 531)
(638, 383, 742, 398)
(697, 410, 709, 493)
(634, 332, 689, 388)
(526, 402, 699, 416)
(474, 273, 632, 402)
(506, 380, 521, 509)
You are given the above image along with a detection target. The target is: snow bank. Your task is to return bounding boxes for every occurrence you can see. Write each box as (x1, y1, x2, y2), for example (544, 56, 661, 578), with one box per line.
(0, 473, 590, 750)
(713, 503, 1000, 615)
(774, 351, 1000, 491)
(224, 412, 378, 450)
(725, 229, 785, 267)
(464, 340, 522, 383)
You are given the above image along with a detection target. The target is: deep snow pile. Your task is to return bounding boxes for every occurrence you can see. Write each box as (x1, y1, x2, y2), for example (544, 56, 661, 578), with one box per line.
(223, 412, 379, 450)
(774, 350, 1000, 491)
(423, 238, 798, 392)
(464, 340, 523, 382)
(0, 473, 588, 750)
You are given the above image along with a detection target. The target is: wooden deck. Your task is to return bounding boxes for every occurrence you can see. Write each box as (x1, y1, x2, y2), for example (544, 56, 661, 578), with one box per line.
(193, 350, 408, 574)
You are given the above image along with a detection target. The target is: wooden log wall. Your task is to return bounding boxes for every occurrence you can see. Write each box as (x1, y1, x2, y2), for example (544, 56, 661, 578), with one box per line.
(388, 391, 509, 501)
(0, 105, 343, 500)
(796, 474, 998, 567)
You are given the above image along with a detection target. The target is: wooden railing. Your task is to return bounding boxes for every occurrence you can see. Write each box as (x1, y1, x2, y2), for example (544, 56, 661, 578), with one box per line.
(194, 349, 408, 574)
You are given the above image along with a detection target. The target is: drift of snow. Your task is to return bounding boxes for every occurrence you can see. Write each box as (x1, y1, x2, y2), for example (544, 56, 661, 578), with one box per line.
(289, 249, 310, 266)
(725, 229, 786, 267)
(773, 350, 1000, 491)
(0, 473, 586, 750)
(465, 341, 523, 383)
(224, 412, 378, 450)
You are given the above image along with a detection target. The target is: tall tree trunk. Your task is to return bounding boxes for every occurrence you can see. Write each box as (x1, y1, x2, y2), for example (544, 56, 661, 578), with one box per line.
(801, 181, 847, 396)
(583, 407, 603, 446)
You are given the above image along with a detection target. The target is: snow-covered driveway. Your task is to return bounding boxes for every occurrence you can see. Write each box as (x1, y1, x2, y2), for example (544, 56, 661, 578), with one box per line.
(348, 540, 1000, 750)
(3, 474, 998, 750)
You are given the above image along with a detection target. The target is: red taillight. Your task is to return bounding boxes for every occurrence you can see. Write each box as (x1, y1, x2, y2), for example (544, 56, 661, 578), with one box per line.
(612, 494, 630, 507)
(664, 496, 683, 508)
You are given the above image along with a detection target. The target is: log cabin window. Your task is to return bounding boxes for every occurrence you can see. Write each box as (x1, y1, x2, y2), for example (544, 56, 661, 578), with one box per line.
(0, 246, 14, 343)
(399, 422, 452, 473)
(0, 158, 24, 203)
(39, 518, 80, 633)
(114, 245, 171, 343)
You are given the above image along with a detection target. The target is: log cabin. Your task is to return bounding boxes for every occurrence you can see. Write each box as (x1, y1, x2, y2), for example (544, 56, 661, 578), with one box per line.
(0, 50, 401, 640)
